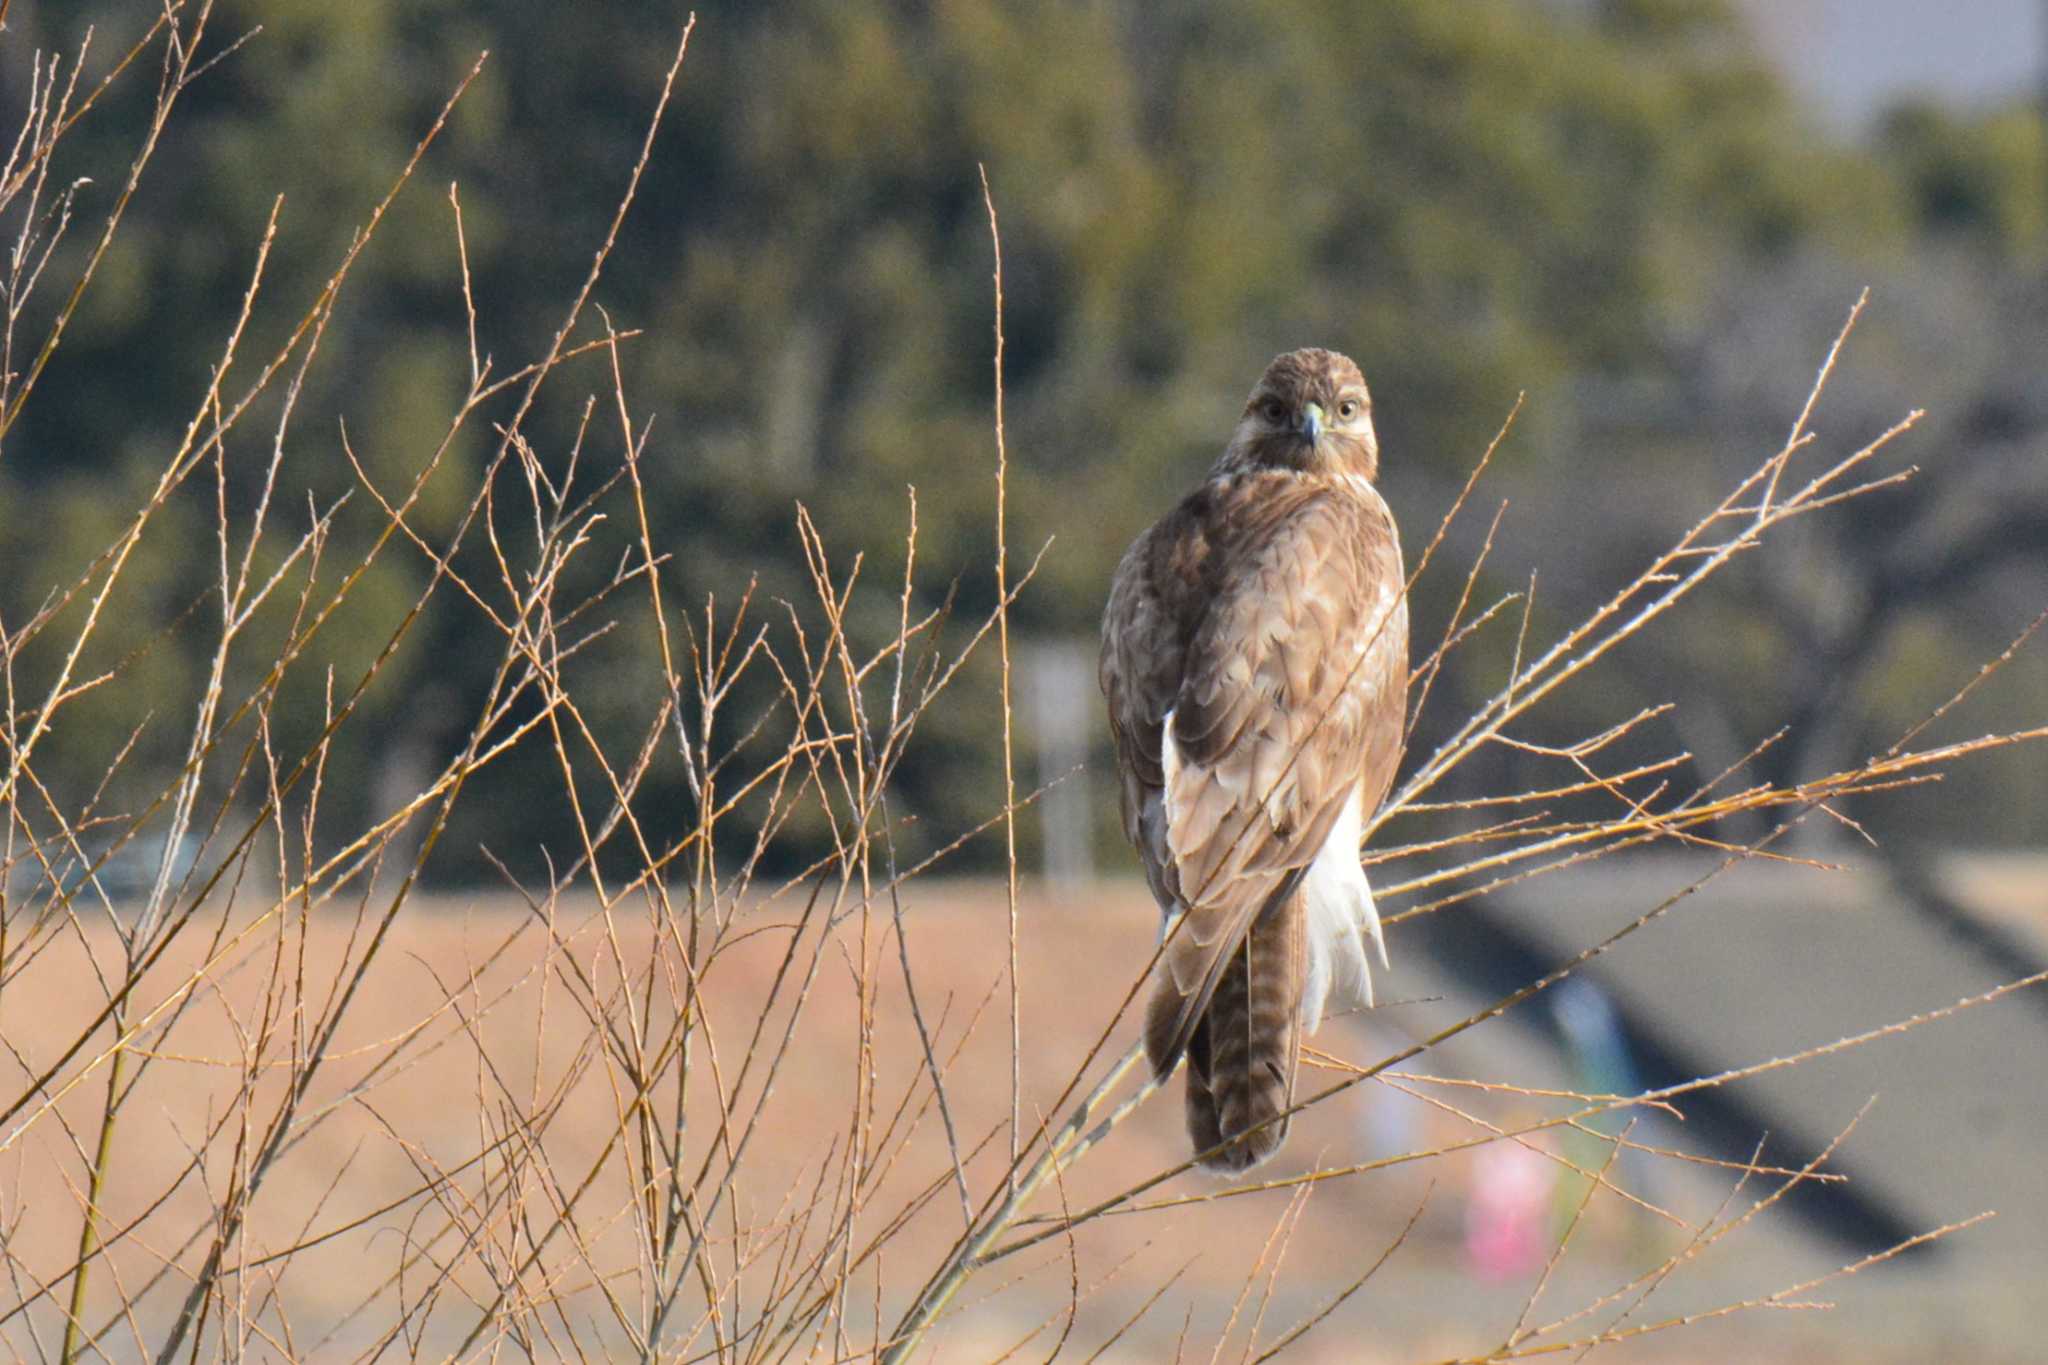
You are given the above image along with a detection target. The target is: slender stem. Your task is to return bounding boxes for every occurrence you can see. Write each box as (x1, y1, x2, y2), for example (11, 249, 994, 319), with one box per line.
(58, 1018, 129, 1365)
(976, 165, 1023, 1184)
(880, 1042, 1146, 1363)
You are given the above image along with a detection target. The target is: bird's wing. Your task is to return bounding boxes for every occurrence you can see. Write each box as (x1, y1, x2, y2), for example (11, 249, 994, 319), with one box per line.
(1101, 519, 1186, 915)
(1107, 471, 1407, 1070)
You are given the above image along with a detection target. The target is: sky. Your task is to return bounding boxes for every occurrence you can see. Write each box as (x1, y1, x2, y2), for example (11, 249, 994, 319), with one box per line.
(1735, 0, 2041, 132)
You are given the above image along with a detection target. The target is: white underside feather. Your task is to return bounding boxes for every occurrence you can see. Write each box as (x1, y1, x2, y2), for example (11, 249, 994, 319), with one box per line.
(1299, 784, 1387, 1029)
(1156, 708, 1184, 938)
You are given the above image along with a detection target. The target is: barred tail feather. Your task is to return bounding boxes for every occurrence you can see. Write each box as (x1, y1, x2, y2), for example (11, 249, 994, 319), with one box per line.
(1210, 892, 1304, 1171)
(1179, 1012, 1225, 1158)
(1146, 891, 1305, 1172)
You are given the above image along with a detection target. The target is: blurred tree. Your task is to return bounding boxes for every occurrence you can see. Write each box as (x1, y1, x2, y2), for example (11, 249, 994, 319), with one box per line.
(0, 0, 2035, 883)
(1877, 100, 2046, 258)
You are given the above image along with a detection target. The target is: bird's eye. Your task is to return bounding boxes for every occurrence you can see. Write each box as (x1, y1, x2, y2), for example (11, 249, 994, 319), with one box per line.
(1337, 399, 1362, 421)
(1258, 398, 1287, 424)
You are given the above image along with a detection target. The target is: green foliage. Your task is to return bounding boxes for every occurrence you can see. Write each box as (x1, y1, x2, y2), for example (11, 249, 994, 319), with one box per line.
(1878, 99, 2047, 258)
(0, 0, 2033, 879)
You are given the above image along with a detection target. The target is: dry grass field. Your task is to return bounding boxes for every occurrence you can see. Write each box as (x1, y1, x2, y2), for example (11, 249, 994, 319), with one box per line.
(5, 874, 2039, 1361)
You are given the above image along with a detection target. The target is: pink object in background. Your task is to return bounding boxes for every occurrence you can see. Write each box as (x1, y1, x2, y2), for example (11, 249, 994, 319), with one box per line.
(1464, 1141, 1557, 1281)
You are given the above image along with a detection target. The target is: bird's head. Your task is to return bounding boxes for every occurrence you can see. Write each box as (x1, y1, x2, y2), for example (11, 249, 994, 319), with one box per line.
(1217, 347, 1379, 481)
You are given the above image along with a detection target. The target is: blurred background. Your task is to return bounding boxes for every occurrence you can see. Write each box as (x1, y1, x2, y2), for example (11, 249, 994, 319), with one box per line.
(3, 0, 2043, 888)
(3, 4, 2046, 1359)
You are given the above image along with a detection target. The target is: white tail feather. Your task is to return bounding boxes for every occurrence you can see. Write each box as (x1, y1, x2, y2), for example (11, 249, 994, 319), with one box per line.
(1299, 784, 1385, 1029)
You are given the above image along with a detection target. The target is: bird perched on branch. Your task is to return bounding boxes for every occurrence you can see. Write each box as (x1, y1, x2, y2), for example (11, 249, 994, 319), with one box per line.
(1100, 347, 1409, 1172)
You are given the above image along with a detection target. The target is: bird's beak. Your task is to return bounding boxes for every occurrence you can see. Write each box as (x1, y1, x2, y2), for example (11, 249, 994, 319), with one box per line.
(1298, 402, 1325, 447)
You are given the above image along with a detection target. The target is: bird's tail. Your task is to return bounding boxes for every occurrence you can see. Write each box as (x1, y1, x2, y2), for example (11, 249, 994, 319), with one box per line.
(1147, 889, 1305, 1172)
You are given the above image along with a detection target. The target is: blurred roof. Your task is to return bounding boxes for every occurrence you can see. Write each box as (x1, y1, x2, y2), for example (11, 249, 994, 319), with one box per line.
(1453, 848, 2048, 1352)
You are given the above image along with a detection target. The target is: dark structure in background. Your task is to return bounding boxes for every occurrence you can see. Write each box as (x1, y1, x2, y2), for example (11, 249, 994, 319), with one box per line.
(1395, 852, 2048, 1270)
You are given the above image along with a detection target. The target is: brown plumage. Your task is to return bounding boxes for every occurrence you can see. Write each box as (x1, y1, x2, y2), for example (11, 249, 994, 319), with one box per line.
(1101, 348, 1409, 1172)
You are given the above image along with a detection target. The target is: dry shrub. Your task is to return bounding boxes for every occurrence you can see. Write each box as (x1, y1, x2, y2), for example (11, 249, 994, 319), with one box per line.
(1, 12, 2042, 1362)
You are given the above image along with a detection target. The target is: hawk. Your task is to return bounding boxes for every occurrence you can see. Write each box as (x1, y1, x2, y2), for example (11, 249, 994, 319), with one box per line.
(1100, 348, 1409, 1172)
